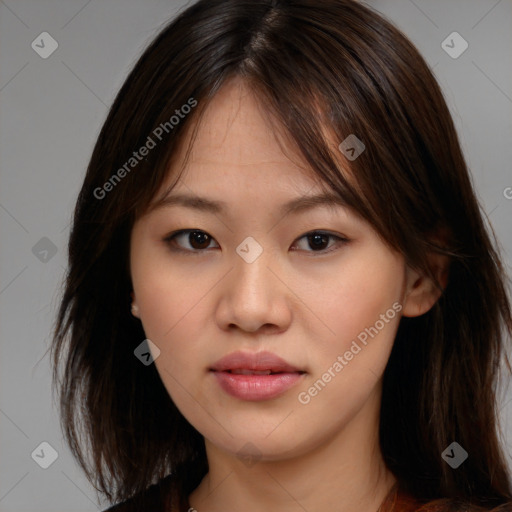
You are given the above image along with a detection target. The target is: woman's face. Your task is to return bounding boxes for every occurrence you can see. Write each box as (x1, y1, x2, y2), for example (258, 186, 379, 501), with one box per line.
(129, 77, 422, 462)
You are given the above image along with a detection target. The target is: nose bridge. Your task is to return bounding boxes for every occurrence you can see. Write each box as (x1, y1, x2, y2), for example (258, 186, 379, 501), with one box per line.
(216, 234, 289, 332)
(232, 235, 271, 296)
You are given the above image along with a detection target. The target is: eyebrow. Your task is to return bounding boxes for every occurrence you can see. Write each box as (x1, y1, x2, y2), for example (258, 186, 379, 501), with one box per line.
(148, 191, 349, 217)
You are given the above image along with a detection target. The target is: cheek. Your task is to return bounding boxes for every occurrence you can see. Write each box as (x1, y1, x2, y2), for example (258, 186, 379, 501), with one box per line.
(133, 268, 212, 408)
(295, 247, 404, 358)
(130, 234, 212, 337)
(133, 269, 209, 359)
(337, 264, 401, 342)
(292, 254, 404, 426)
(130, 246, 221, 398)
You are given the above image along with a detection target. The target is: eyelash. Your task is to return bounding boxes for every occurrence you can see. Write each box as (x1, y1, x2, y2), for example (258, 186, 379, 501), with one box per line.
(163, 229, 349, 256)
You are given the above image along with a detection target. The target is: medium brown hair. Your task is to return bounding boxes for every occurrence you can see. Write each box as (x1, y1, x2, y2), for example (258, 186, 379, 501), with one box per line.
(51, 0, 512, 510)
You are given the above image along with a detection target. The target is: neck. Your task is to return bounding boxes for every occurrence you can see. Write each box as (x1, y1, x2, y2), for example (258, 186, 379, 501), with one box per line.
(188, 386, 397, 512)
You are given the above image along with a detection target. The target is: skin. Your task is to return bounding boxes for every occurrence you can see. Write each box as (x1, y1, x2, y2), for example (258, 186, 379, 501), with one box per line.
(129, 76, 445, 512)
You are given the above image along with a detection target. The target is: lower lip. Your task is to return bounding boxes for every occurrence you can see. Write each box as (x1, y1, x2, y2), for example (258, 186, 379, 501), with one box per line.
(211, 371, 304, 401)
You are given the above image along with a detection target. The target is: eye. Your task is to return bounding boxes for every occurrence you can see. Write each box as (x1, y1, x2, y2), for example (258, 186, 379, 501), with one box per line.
(163, 229, 349, 255)
(164, 230, 219, 253)
(291, 231, 349, 255)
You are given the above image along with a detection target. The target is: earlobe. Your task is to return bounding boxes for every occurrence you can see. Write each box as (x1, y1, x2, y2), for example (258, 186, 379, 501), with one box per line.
(130, 291, 140, 318)
(402, 254, 449, 318)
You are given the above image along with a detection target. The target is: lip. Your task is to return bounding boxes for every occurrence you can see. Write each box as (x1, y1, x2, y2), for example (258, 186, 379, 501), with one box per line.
(210, 350, 303, 373)
(209, 350, 306, 401)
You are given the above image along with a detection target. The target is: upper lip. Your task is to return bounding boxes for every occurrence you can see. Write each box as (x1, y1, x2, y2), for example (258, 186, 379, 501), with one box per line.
(210, 350, 304, 373)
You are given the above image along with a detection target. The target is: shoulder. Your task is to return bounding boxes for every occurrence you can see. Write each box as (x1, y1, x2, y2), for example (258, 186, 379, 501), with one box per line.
(102, 474, 177, 512)
(392, 486, 512, 512)
(411, 497, 512, 512)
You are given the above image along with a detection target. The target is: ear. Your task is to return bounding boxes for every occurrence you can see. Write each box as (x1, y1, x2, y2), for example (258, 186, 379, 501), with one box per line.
(130, 291, 140, 318)
(402, 252, 450, 318)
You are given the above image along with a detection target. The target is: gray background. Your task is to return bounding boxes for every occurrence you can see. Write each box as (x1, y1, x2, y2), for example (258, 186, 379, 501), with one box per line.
(1, 0, 511, 510)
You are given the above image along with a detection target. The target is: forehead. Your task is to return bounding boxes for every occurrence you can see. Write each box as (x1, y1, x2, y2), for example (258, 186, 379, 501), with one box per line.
(154, 77, 336, 203)
(140, 79, 371, 233)
(188, 78, 296, 164)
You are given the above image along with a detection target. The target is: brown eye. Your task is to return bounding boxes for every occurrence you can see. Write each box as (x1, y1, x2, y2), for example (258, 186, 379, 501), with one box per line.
(291, 231, 349, 254)
(188, 231, 211, 249)
(307, 233, 330, 250)
(164, 230, 219, 253)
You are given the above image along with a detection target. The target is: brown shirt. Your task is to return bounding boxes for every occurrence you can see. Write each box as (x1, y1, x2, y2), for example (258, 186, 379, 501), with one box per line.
(103, 477, 423, 512)
(103, 476, 509, 512)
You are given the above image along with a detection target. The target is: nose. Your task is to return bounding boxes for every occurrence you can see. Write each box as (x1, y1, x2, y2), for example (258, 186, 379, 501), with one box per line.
(215, 243, 292, 335)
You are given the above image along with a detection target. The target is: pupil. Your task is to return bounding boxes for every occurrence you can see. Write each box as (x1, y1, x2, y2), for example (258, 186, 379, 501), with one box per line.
(190, 231, 210, 249)
(309, 233, 328, 250)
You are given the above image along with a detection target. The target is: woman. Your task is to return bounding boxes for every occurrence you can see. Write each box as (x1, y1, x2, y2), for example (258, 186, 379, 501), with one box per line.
(51, 1, 512, 511)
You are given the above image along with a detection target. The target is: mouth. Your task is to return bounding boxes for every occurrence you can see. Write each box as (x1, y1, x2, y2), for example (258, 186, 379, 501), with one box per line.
(221, 369, 305, 375)
(209, 351, 306, 401)
(210, 350, 304, 373)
